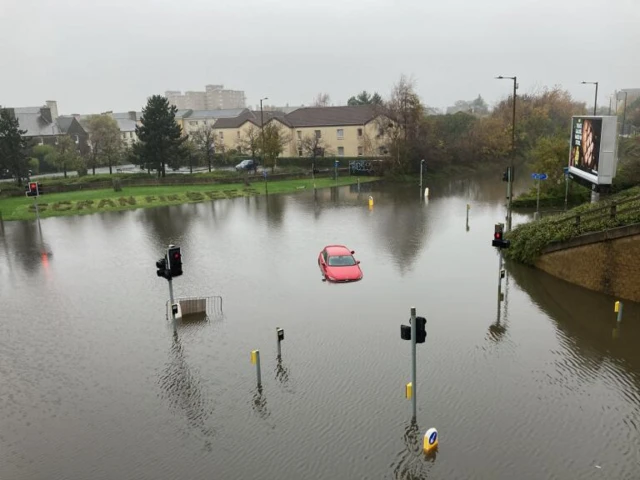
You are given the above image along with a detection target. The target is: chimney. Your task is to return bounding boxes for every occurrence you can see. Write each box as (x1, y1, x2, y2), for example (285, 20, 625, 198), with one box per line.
(40, 107, 52, 124)
(128, 111, 137, 121)
(45, 101, 58, 120)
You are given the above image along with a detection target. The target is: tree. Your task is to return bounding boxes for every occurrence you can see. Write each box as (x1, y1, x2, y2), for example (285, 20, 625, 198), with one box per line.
(87, 114, 123, 175)
(48, 135, 82, 178)
(313, 92, 331, 107)
(0, 108, 30, 184)
(32, 144, 57, 173)
(134, 95, 187, 177)
(237, 125, 262, 160)
(347, 91, 383, 106)
(378, 75, 425, 172)
(191, 124, 216, 172)
(262, 122, 289, 173)
(300, 133, 331, 172)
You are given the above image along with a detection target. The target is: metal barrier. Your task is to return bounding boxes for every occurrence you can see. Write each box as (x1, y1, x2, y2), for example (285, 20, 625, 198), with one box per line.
(166, 295, 223, 321)
(549, 194, 640, 229)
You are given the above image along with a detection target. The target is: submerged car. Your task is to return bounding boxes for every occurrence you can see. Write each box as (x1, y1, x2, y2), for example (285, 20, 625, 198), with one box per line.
(318, 245, 363, 282)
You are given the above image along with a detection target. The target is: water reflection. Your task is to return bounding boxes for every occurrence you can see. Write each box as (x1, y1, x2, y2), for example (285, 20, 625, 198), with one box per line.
(265, 194, 286, 230)
(139, 205, 196, 248)
(508, 262, 640, 376)
(3, 219, 53, 274)
(251, 387, 270, 420)
(390, 419, 434, 479)
(158, 330, 216, 447)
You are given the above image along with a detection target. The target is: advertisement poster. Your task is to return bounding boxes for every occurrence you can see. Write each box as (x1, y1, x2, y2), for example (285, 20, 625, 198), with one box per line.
(569, 117, 602, 175)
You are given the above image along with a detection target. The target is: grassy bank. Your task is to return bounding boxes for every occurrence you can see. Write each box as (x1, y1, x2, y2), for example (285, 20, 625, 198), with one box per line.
(0, 176, 379, 221)
(505, 186, 640, 265)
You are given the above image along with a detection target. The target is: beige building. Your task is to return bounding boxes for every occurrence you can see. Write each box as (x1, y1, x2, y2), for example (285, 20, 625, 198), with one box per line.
(177, 108, 249, 137)
(212, 105, 388, 158)
(166, 84, 246, 111)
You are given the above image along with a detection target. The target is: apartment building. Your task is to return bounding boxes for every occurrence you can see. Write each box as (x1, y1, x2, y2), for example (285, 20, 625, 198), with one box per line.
(177, 108, 249, 137)
(165, 84, 246, 111)
(212, 105, 388, 158)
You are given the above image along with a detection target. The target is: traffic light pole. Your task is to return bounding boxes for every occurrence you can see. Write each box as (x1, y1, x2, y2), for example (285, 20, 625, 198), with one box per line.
(410, 306, 417, 420)
(168, 277, 176, 329)
(33, 196, 40, 222)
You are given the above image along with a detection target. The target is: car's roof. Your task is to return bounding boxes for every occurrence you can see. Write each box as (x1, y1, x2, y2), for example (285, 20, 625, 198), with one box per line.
(324, 245, 352, 255)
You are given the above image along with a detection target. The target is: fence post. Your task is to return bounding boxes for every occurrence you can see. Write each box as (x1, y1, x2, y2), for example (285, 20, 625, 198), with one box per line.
(610, 202, 617, 220)
(575, 215, 580, 227)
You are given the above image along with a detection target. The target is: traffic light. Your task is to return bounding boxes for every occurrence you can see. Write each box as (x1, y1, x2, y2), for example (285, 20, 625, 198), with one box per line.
(167, 246, 183, 278)
(492, 223, 510, 249)
(415, 316, 427, 344)
(502, 167, 511, 182)
(25, 182, 39, 197)
(156, 257, 170, 280)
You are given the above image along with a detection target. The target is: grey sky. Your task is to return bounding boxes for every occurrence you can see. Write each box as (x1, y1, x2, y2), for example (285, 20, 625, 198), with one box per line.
(1, 0, 638, 114)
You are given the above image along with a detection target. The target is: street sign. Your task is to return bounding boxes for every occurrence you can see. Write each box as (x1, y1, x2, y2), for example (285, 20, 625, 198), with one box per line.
(263, 170, 267, 178)
(531, 173, 548, 180)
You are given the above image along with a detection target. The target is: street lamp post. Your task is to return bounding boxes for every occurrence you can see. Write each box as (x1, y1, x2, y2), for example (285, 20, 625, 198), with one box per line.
(621, 91, 628, 137)
(581, 81, 599, 115)
(260, 97, 268, 172)
(419, 159, 425, 200)
(496, 75, 517, 231)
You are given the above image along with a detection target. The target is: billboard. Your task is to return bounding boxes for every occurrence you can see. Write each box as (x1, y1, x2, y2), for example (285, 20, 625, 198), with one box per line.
(568, 115, 618, 186)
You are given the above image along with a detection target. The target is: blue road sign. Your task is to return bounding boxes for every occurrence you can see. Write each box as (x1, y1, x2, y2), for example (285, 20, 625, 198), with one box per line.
(531, 173, 548, 180)
(263, 170, 267, 178)
(335, 160, 340, 166)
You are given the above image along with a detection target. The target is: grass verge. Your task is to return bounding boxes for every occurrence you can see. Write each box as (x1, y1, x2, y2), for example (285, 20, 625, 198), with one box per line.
(505, 186, 640, 265)
(0, 176, 379, 221)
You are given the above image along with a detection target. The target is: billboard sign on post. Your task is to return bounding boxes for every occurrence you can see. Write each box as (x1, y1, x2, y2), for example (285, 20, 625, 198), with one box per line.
(567, 115, 618, 188)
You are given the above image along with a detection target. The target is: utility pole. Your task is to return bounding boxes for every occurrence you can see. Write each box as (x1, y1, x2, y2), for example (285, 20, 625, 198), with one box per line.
(260, 97, 268, 172)
(496, 75, 517, 231)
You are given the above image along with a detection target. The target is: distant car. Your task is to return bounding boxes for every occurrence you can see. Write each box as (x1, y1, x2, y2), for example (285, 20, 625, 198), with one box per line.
(235, 159, 258, 172)
(318, 245, 363, 282)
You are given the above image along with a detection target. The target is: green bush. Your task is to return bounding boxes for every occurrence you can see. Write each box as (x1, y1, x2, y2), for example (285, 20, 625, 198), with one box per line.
(506, 186, 640, 265)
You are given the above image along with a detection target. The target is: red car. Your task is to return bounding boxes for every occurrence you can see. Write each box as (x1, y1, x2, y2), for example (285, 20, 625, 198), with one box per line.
(318, 245, 363, 282)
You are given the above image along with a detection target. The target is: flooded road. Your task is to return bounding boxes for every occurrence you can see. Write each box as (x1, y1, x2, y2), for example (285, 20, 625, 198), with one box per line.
(1, 171, 639, 479)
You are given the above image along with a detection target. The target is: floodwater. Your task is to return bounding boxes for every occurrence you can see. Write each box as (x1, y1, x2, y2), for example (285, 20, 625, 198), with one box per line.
(1, 171, 639, 480)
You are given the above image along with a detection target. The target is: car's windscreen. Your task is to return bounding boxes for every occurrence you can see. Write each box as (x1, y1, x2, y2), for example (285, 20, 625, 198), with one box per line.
(327, 255, 356, 266)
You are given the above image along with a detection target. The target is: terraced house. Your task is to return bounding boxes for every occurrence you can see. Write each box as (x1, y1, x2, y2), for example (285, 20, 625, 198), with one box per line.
(212, 105, 389, 158)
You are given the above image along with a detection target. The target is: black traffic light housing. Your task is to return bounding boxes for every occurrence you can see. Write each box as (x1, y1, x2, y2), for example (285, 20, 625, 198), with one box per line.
(156, 257, 171, 280)
(492, 223, 511, 249)
(502, 166, 513, 183)
(400, 317, 427, 343)
(167, 246, 183, 278)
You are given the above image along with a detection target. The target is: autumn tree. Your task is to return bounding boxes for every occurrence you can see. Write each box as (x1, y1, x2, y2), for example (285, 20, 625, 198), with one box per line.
(237, 125, 262, 160)
(87, 114, 122, 175)
(48, 135, 82, 178)
(134, 95, 188, 177)
(191, 123, 216, 172)
(348, 91, 383, 106)
(0, 108, 30, 184)
(262, 122, 289, 173)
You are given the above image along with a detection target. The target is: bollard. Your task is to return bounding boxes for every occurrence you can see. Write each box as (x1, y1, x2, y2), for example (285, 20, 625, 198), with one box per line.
(368, 196, 374, 208)
(251, 350, 262, 387)
(423, 428, 439, 455)
(615, 301, 624, 323)
(276, 327, 284, 358)
(466, 204, 470, 231)
(424, 187, 429, 198)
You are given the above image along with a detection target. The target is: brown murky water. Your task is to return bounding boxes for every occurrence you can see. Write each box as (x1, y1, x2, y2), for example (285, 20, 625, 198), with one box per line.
(1, 172, 639, 479)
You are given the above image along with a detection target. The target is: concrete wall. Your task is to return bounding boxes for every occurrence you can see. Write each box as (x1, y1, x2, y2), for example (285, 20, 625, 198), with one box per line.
(536, 224, 640, 302)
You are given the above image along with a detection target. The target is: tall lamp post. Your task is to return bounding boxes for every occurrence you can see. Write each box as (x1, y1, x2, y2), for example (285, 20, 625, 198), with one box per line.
(496, 75, 517, 231)
(581, 81, 598, 115)
(620, 91, 628, 137)
(260, 97, 268, 171)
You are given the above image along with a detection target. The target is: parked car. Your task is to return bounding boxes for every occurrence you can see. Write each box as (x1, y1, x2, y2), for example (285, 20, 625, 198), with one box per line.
(235, 159, 258, 172)
(317, 245, 363, 282)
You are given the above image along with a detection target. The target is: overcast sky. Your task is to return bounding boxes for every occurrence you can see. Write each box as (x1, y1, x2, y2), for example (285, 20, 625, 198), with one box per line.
(1, 0, 638, 114)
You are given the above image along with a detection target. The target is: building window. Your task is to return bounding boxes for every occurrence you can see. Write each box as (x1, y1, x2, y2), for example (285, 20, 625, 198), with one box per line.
(357, 128, 363, 137)
(337, 129, 344, 139)
(315, 130, 321, 139)
(357, 146, 364, 156)
(237, 131, 240, 138)
(298, 149, 303, 157)
(297, 130, 302, 140)
(337, 147, 344, 157)
(378, 146, 387, 155)
(219, 132, 224, 140)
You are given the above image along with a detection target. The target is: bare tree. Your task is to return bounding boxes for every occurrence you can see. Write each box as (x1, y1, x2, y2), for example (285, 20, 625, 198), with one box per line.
(300, 133, 331, 173)
(262, 122, 290, 173)
(313, 92, 331, 107)
(87, 114, 123, 175)
(191, 124, 216, 172)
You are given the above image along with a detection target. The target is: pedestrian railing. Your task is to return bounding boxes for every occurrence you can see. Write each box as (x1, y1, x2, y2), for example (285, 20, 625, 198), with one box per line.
(549, 194, 640, 229)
